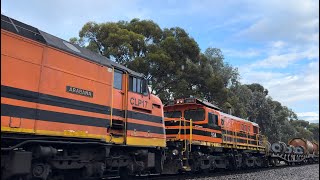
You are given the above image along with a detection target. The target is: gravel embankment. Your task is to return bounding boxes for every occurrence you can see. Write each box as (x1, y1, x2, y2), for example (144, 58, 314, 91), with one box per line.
(186, 164, 319, 180)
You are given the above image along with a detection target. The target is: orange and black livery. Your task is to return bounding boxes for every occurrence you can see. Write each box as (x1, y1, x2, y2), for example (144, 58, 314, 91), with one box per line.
(163, 98, 266, 172)
(1, 14, 165, 179)
(164, 98, 265, 149)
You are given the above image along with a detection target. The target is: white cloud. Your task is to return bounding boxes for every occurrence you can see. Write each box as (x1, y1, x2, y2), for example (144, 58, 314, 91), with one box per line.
(247, 60, 318, 99)
(243, 43, 319, 69)
(270, 41, 286, 49)
(236, 0, 319, 43)
(223, 48, 260, 58)
(297, 112, 319, 117)
(252, 53, 300, 69)
(297, 112, 319, 123)
(240, 71, 287, 83)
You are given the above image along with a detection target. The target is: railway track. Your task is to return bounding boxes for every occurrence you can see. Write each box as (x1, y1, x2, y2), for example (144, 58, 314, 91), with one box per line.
(103, 162, 319, 180)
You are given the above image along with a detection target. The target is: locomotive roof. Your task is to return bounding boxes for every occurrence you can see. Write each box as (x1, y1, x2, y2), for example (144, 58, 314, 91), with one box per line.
(220, 112, 259, 127)
(1, 14, 144, 78)
(194, 99, 258, 127)
(196, 99, 221, 111)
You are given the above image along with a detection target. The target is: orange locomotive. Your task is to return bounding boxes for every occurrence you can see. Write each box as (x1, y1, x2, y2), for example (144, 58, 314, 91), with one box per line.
(163, 98, 266, 173)
(163, 98, 318, 173)
(1, 14, 165, 179)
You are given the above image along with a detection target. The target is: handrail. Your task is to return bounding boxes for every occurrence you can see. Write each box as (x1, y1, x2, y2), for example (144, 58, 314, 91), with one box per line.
(184, 119, 187, 152)
(189, 119, 192, 152)
(164, 117, 194, 152)
(178, 117, 182, 139)
(110, 67, 114, 128)
(246, 131, 249, 146)
(172, 117, 193, 153)
(234, 127, 237, 148)
(124, 72, 128, 143)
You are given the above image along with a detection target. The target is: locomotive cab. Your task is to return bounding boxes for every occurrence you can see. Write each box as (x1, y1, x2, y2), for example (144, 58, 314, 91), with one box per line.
(164, 98, 223, 143)
(164, 98, 220, 125)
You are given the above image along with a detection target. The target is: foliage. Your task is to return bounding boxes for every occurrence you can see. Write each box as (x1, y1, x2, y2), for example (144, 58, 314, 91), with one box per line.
(71, 20, 202, 102)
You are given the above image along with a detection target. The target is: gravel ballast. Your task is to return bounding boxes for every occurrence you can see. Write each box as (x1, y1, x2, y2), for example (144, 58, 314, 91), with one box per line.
(186, 164, 319, 180)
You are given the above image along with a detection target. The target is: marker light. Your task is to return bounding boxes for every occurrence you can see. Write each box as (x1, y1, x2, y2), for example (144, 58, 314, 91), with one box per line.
(175, 99, 184, 104)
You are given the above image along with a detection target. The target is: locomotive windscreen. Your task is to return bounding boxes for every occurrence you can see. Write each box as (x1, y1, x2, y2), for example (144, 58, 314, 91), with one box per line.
(184, 108, 205, 121)
(164, 111, 182, 118)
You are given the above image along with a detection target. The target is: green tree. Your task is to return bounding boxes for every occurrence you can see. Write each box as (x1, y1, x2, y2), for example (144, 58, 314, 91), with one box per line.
(291, 119, 310, 128)
(307, 123, 319, 142)
(246, 83, 268, 96)
(279, 121, 297, 143)
(71, 20, 202, 103)
(193, 48, 240, 110)
(227, 84, 252, 118)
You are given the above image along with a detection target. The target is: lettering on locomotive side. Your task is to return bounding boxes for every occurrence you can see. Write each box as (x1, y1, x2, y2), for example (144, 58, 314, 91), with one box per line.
(66, 86, 93, 98)
(130, 97, 148, 108)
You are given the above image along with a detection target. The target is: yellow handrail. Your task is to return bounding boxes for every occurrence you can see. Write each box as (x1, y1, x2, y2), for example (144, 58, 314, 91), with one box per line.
(174, 118, 193, 153)
(178, 117, 182, 139)
(183, 119, 187, 152)
(124, 72, 128, 143)
(110, 67, 114, 128)
(189, 119, 192, 152)
(234, 131, 237, 148)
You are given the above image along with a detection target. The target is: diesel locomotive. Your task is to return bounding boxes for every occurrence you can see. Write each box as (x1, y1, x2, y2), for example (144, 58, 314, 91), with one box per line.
(1, 14, 165, 179)
(1, 14, 318, 180)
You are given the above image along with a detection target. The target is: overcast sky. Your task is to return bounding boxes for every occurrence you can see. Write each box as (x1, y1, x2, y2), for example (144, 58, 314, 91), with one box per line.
(2, 0, 319, 123)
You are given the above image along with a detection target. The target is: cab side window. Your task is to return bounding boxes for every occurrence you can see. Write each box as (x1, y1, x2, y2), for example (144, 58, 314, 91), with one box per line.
(114, 70, 123, 90)
(253, 126, 258, 134)
(241, 124, 245, 131)
(208, 112, 219, 127)
(129, 76, 148, 94)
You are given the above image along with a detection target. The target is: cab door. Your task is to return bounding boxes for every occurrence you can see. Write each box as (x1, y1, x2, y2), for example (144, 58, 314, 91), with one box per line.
(126, 75, 156, 146)
(109, 69, 126, 142)
(208, 111, 222, 143)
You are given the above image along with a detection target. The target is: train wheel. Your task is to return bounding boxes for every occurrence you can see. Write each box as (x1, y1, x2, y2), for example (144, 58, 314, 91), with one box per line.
(269, 158, 278, 167)
(255, 158, 263, 168)
(31, 163, 51, 180)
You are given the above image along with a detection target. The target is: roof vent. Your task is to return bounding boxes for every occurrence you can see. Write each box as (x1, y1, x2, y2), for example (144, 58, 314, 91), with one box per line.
(63, 41, 81, 53)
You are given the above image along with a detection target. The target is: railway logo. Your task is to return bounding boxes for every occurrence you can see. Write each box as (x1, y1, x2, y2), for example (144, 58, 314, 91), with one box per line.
(66, 86, 93, 98)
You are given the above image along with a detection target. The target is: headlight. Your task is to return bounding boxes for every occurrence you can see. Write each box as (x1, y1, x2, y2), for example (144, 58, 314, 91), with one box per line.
(172, 149, 179, 156)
